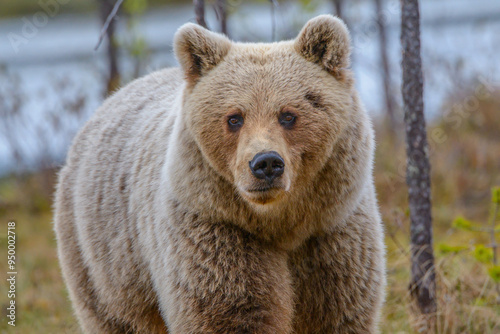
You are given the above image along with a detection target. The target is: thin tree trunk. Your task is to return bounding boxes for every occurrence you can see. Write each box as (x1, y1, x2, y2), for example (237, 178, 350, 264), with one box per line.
(375, 0, 397, 129)
(401, 0, 437, 327)
(332, 0, 343, 20)
(269, 0, 277, 41)
(98, 0, 120, 95)
(194, 0, 208, 29)
(331, 0, 353, 65)
(215, 0, 227, 35)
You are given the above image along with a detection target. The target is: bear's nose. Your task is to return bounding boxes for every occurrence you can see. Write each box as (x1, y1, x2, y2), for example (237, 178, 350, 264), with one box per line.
(249, 151, 285, 183)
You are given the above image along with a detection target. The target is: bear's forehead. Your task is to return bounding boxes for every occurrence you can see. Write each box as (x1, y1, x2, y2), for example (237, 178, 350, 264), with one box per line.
(210, 44, 330, 90)
(193, 42, 345, 111)
(224, 42, 300, 67)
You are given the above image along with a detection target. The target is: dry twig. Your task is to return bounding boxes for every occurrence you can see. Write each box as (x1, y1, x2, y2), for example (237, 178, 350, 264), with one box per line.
(95, 0, 124, 51)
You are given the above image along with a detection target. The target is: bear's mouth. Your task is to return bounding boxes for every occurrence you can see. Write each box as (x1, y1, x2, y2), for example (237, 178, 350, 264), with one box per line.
(239, 185, 287, 206)
(247, 186, 280, 193)
(236, 175, 291, 206)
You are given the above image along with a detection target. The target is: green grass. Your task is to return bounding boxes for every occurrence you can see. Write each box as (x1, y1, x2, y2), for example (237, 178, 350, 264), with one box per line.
(0, 211, 78, 332)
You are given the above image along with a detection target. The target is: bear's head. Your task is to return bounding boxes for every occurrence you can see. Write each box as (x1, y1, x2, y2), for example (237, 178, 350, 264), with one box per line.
(173, 15, 370, 236)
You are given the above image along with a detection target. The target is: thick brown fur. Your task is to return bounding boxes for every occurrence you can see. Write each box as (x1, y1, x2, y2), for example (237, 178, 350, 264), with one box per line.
(54, 15, 386, 334)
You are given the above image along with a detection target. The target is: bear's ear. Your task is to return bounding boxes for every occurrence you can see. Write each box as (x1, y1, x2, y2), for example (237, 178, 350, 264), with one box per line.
(294, 15, 351, 78)
(174, 23, 232, 86)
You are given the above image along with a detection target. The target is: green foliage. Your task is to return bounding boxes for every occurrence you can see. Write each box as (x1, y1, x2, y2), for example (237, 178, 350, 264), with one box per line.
(473, 244, 494, 263)
(488, 266, 500, 283)
(474, 297, 487, 306)
(452, 216, 473, 231)
(129, 37, 147, 57)
(449, 187, 500, 295)
(124, 0, 148, 15)
(438, 243, 468, 254)
(492, 186, 500, 204)
(297, 0, 321, 13)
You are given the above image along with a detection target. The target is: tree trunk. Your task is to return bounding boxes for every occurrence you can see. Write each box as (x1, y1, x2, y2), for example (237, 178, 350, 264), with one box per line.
(331, 0, 353, 64)
(216, 0, 227, 35)
(332, 0, 343, 20)
(375, 0, 397, 129)
(194, 0, 208, 29)
(98, 0, 120, 95)
(400, 0, 437, 327)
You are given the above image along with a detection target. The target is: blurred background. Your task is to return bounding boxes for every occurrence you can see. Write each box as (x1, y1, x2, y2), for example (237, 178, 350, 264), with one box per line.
(0, 0, 499, 332)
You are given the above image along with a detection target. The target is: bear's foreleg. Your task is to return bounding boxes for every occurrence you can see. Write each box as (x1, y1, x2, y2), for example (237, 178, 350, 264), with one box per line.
(289, 210, 385, 334)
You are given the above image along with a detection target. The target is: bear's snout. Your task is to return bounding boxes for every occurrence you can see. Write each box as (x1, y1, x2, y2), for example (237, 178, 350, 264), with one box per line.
(249, 151, 285, 184)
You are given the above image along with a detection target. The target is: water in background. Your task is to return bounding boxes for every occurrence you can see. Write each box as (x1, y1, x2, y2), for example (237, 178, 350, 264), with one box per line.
(1, 0, 499, 174)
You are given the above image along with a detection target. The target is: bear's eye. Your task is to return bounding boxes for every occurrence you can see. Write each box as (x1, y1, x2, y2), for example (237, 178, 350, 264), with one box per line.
(227, 114, 244, 132)
(279, 112, 297, 129)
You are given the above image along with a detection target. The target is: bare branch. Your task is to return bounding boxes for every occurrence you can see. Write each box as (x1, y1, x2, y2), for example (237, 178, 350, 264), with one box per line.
(375, 0, 397, 130)
(95, 0, 124, 51)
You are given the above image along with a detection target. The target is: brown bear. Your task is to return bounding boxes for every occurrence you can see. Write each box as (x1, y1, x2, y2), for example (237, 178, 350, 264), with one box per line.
(54, 15, 386, 334)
